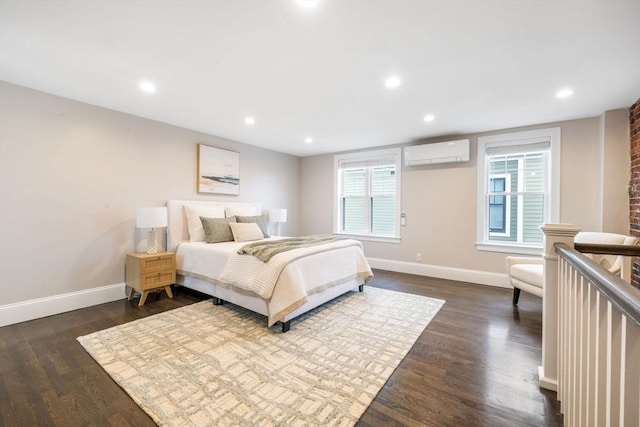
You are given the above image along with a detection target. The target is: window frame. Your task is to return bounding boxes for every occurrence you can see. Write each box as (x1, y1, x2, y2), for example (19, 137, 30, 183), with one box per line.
(488, 173, 510, 236)
(334, 148, 402, 243)
(476, 127, 561, 255)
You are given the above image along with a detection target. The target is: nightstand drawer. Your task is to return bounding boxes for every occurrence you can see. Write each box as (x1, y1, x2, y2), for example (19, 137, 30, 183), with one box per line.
(139, 255, 175, 272)
(140, 270, 176, 289)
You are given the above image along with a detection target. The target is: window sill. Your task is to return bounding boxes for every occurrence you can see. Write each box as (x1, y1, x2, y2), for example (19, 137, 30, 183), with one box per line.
(335, 232, 401, 244)
(476, 242, 543, 256)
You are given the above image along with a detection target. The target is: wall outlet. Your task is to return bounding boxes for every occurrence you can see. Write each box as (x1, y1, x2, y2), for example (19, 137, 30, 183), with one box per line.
(416, 252, 422, 262)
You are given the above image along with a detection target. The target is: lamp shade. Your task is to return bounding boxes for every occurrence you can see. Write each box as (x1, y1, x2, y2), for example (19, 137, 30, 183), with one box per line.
(269, 208, 287, 223)
(136, 207, 168, 229)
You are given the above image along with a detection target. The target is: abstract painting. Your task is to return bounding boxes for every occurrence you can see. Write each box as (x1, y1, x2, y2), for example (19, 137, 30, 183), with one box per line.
(197, 144, 240, 195)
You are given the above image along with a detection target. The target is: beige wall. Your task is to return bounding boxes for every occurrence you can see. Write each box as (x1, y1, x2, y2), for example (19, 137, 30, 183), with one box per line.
(0, 81, 300, 305)
(1, 79, 630, 307)
(300, 113, 629, 276)
(601, 109, 631, 234)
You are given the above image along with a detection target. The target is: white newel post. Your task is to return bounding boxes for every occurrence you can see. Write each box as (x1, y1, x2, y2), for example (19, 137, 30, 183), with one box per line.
(539, 223, 581, 391)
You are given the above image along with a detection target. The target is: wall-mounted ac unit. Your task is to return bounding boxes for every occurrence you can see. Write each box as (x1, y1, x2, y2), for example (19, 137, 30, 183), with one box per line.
(404, 139, 470, 166)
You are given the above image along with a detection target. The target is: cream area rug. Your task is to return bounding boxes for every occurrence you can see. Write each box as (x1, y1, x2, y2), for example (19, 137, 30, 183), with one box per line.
(78, 286, 444, 427)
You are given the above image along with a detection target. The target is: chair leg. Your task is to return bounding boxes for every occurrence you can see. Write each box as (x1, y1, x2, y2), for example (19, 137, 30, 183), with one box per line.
(281, 321, 291, 333)
(512, 288, 521, 306)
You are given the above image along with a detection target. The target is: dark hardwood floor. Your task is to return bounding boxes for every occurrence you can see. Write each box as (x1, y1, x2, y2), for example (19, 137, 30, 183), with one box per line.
(0, 270, 563, 426)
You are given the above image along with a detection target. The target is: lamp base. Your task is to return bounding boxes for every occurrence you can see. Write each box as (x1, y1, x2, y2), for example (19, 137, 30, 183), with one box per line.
(147, 228, 159, 254)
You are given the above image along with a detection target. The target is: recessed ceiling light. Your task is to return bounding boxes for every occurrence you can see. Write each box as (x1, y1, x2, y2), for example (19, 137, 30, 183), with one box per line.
(297, 0, 320, 8)
(139, 81, 156, 93)
(423, 114, 435, 123)
(556, 88, 574, 99)
(304, 137, 313, 144)
(244, 117, 255, 126)
(385, 75, 401, 89)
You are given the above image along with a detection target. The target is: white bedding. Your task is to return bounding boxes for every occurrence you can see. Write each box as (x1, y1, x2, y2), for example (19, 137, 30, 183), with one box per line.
(176, 240, 249, 281)
(176, 238, 373, 326)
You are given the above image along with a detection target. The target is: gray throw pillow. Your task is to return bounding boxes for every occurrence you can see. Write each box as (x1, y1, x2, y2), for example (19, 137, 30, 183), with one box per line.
(236, 215, 270, 238)
(200, 216, 237, 243)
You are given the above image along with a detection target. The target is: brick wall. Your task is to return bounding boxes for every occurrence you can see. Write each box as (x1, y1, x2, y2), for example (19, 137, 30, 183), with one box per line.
(629, 99, 640, 288)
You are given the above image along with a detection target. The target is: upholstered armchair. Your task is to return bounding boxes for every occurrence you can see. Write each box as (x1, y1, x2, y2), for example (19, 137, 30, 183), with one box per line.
(506, 257, 543, 305)
(506, 232, 639, 305)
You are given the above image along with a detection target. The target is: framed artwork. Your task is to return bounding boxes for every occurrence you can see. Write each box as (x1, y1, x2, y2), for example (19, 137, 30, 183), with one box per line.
(197, 144, 240, 195)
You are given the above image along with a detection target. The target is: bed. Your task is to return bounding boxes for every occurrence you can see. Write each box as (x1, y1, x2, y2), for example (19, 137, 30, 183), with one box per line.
(167, 200, 373, 332)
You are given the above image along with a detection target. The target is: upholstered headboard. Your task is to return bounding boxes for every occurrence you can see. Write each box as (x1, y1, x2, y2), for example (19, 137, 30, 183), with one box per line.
(166, 200, 262, 251)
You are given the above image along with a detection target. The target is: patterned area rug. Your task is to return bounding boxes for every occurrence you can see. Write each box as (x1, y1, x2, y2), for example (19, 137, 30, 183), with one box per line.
(78, 287, 444, 426)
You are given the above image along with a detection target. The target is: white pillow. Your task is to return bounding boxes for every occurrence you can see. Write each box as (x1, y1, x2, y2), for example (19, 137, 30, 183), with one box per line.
(184, 204, 225, 242)
(229, 222, 264, 242)
(225, 206, 259, 218)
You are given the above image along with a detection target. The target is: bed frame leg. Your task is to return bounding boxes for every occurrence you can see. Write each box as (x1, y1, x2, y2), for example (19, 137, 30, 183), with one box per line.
(281, 321, 291, 333)
(358, 284, 364, 292)
(213, 297, 225, 306)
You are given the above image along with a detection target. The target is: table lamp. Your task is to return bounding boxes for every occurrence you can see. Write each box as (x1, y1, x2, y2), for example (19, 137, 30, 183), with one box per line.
(269, 208, 287, 237)
(136, 207, 168, 254)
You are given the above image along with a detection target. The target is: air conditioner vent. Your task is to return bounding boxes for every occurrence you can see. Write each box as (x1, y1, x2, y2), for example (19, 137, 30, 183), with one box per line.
(404, 139, 470, 166)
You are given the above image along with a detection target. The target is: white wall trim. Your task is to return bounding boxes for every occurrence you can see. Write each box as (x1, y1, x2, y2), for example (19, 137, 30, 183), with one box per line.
(538, 365, 558, 391)
(0, 282, 126, 327)
(0, 261, 510, 327)
(367, 257, 511, 288)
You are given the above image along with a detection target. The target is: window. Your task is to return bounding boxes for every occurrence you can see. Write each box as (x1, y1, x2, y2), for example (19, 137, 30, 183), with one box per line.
(477, 128, 560, 254)
(488, 176, 508, 233)
(334, 148, 401, 241)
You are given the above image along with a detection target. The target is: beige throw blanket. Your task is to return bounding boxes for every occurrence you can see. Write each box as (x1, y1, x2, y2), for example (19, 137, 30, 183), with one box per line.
(238, 234, 348, 262)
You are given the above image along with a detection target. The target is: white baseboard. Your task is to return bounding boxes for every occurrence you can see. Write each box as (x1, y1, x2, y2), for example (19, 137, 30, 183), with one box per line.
(538, 366, 558, 391)
(0, 261, 507, 327)
(0, 282, 127, 327)
(367, 257, 511, 288)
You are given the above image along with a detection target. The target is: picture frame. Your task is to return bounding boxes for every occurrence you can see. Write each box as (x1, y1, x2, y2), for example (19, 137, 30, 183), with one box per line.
(197, 144, 240, 195)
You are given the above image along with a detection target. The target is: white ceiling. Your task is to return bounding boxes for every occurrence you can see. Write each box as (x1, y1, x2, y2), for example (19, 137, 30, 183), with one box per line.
(1, 1, 639, 157)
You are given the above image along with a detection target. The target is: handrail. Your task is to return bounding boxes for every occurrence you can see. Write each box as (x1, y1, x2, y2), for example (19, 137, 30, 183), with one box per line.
(574, 242, 640, 257)
(555, 242, 640, 327)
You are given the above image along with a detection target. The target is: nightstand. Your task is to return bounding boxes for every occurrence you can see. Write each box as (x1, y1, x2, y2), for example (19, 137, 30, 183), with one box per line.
(125, 252, 176, 306)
